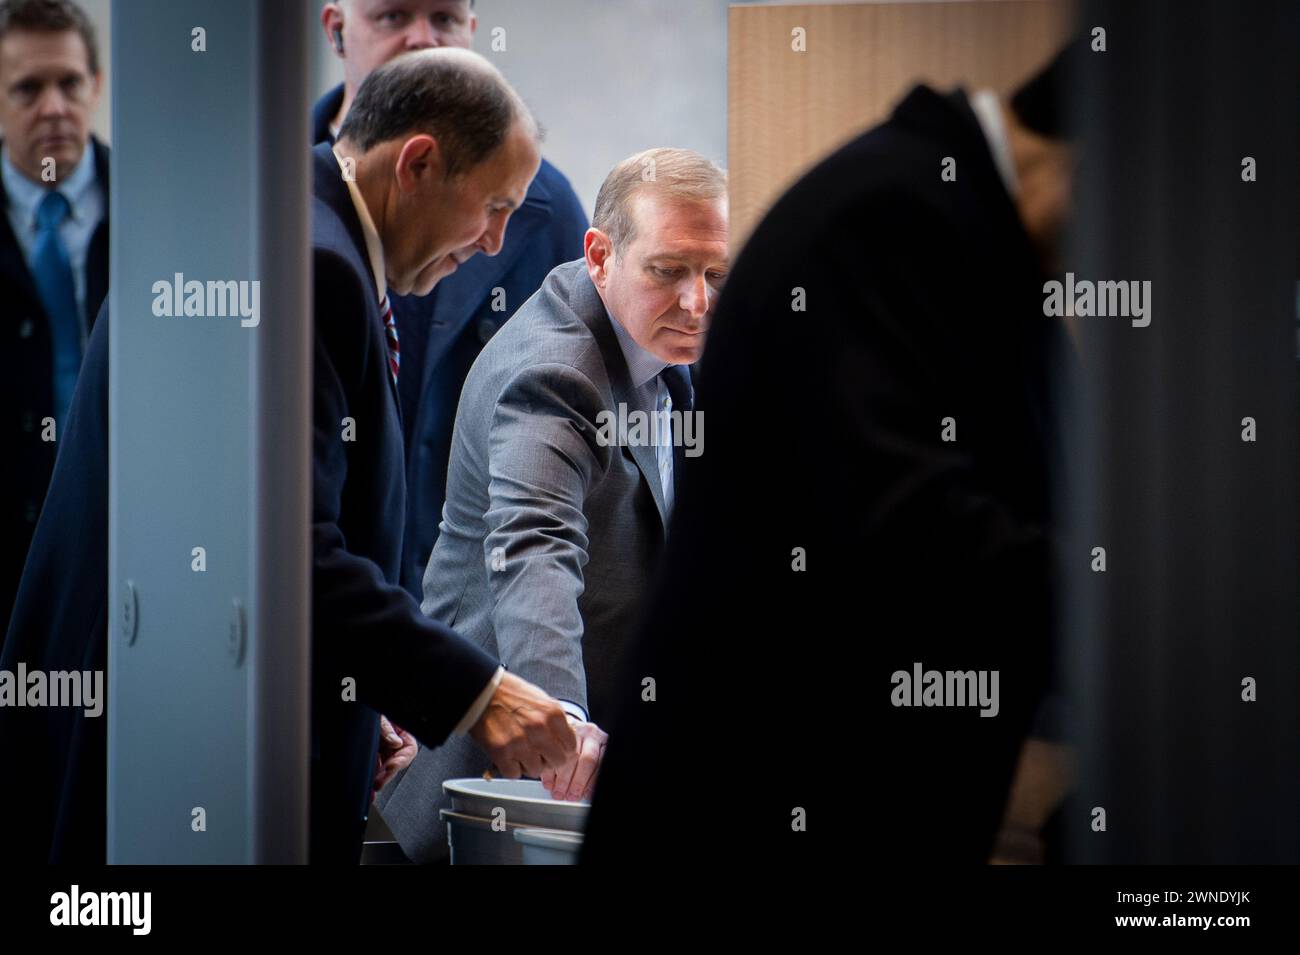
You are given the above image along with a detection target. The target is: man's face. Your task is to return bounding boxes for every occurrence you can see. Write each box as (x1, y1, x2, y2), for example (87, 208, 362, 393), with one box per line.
(385, 120, 540, 297)
(587, 193, 729, 365)
(327, 0, 475, 93)
(0, 29, 99, 183)
(1002, 101, 1075, 273)
(1019, 141, 1073, 272)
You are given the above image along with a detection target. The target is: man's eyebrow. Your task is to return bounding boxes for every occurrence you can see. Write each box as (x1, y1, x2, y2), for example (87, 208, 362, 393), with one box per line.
(644, 254, 729, 266)
(10, 69, 79, 88)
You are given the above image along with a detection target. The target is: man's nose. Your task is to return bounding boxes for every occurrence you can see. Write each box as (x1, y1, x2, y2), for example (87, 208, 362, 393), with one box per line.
(680, 274, 710, 318)
(477, 216, 509, 257)
(403, 18, 440, 49)
(36, 84, 70, 118)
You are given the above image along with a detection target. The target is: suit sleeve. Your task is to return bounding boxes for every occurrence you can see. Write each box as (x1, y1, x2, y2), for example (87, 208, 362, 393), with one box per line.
(480, 361, 612, 713)
(310, 250, 499, 749)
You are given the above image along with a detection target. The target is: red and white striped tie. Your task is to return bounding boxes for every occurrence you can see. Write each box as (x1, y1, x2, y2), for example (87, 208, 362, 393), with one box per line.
(380, 294, 400, 385)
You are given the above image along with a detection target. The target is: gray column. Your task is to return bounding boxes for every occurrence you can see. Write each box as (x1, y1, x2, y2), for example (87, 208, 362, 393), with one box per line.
(108, 0, 311, 864)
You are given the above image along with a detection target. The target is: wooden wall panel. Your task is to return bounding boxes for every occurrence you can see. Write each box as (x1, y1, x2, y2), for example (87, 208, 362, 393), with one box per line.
(728, 0, 1074, 251)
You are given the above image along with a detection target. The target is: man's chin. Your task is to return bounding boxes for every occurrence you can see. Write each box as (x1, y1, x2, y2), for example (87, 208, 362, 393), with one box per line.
(407, 258, 459, 297)
(669, 341, 706, 365)
(21, 145, 81, 180)
(410, 271, 446, 298)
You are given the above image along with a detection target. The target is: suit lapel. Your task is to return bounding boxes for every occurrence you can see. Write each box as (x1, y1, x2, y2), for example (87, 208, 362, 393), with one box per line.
(0, 214, 39, 305)
(567, 268, 670, 530)
(312, 144, 401, 413)
(85, 138, 110, 331)
(623, 384, 669, 530)
(0, 141, 41, 309)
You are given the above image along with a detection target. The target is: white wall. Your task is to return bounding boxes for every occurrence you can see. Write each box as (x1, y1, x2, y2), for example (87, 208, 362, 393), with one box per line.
(81, 0, 112, 141)
(54, 0, 965, 175)
(312, 0, 741, 216)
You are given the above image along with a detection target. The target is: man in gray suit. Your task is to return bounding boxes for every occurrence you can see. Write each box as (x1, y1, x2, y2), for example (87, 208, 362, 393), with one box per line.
(376, 148, 728, 862)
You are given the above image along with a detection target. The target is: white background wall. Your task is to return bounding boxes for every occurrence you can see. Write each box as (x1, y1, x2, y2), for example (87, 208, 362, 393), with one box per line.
(311, 0, 740, 215)
(78, 0, 111, 140)
(71, 0, 875, 214)
(55, 0, 974, 195)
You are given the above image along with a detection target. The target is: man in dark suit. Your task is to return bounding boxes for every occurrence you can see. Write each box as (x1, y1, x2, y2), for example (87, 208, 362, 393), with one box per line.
(317, 0, 588, 602)
(0, 47, 579, 864)
(0, 0, 107, 634)
(584, 51, 1080, 864)
(307, 47, 585, 862)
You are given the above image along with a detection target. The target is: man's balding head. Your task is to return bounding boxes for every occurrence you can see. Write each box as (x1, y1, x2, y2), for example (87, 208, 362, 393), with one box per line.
(338, 46, 535, 178)
(333, 48, 541, 298)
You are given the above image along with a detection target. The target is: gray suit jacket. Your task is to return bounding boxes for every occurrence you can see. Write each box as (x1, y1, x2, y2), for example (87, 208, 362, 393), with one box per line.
(375, 259, 671, 862)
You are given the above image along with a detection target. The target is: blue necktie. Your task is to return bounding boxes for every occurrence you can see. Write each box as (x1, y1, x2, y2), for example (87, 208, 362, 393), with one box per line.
(31, 191, 82, 430)
(660, 364, 694, 499)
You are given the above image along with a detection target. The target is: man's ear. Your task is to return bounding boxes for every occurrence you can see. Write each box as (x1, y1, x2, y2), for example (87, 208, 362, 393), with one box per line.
(584, 228, 613, 288)
(393, 135, 443, 193)
(321, 3, 345, 56)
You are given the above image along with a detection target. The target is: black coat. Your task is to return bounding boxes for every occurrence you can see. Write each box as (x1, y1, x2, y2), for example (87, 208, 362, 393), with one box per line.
(0, 295, 111, 864)
(0, 137, 110, 635)
(305, 141, 498, 861)
(0, 142, 500, 863)
(583, 86, 1071, 865)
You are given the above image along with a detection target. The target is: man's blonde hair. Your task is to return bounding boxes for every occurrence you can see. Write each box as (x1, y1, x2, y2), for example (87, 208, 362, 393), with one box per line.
(592, 147, 727, 252)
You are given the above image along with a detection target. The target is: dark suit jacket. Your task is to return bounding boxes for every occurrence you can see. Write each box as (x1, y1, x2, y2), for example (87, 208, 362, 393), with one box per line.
(0, 296, 110, 864)
(0, 136, 110, 635)
(312, 85, 589, 598)
(306, 141, 499, 861)
(583, 86, 1071, 865)
(0, 142, 500, 864)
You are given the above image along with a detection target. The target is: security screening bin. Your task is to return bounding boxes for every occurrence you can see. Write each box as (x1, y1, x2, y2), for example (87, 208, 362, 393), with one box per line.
(442, 778, 589, 865)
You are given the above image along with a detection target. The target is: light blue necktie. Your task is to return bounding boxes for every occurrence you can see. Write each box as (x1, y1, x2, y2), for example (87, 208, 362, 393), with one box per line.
(31, 190, 82, 429)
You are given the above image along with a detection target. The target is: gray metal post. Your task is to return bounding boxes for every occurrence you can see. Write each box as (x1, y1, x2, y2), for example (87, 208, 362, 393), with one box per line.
(108, 0, 311, 863)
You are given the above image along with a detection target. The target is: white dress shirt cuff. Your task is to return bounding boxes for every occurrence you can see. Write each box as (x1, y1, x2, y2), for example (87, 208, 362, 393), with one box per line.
(558, 699, 588, 724)
(452, 666, 504, 736)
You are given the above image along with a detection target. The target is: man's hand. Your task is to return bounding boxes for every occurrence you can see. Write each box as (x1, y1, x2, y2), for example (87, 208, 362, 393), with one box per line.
(371, 714, 417, 801)
(541, 718, 607, 802)
(468, 671, 577, 780)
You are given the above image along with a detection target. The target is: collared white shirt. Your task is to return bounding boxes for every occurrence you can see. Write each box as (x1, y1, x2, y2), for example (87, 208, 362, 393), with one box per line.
(328, 145, 504, 735)
(969, 89, 1020, 198)
(331, 145, 388, 305)
(2, 141, 104, 334)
